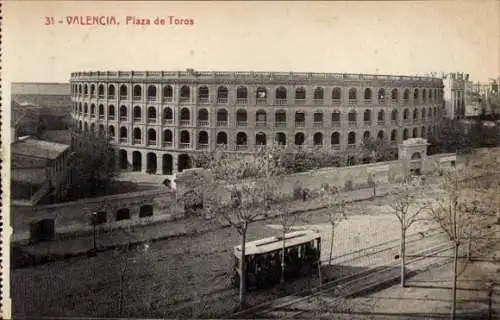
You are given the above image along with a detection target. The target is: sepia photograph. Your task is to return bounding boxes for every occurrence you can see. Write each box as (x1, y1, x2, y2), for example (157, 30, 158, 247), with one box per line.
(2, 1, 500, 319)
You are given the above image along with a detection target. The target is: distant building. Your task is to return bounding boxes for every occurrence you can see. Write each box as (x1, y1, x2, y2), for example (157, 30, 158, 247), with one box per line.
(442, 73, 469, 119)
(11, 134, 71, 206)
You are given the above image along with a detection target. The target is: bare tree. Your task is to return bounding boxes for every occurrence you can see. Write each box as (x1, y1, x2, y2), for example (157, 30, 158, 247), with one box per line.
(389, 181, 427, 287)
(319, 184, 347, 265)
(203, 146, 285, 310)
(427, 167, 481, 320)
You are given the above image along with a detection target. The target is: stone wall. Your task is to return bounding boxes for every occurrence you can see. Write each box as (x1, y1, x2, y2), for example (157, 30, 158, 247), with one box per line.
(11, 189, 183, 244)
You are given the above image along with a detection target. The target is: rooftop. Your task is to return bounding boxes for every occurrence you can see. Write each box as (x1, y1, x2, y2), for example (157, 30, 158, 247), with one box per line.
(12, 137, 69, 160)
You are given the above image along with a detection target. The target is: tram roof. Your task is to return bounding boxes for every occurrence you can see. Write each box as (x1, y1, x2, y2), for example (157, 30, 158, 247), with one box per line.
(233, 230, 320, 258)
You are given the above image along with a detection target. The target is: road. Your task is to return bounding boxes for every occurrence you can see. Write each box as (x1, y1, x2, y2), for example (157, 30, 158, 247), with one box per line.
(11, 184, 442, 318)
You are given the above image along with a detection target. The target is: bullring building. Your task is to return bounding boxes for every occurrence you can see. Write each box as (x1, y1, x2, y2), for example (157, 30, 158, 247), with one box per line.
(70, 70, 444, 175)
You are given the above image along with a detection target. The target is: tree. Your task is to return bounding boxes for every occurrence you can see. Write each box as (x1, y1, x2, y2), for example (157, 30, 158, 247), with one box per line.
(203, 147, 285, 310)
(427, 167, 482, 320)
(388, 181, 427, 287)
(319, 184, 346, 266)
(360, 137, 396, 163)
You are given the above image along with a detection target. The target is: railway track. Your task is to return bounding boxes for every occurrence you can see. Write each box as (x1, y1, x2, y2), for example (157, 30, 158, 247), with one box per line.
(231, 242, 453, 318)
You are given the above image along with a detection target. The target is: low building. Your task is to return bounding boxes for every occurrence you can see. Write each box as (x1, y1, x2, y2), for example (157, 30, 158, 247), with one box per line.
(11, 135, 71, 206)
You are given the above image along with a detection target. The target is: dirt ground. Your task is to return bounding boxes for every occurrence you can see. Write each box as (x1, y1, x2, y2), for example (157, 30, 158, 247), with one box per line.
(298, 219, 500, 320)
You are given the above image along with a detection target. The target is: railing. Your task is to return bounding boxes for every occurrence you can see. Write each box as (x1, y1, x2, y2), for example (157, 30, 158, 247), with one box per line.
(313, 121, 323, 128)
(120, 95, 127, 100)
(98, 95, 105, 99)
(216, 143, 228, 149)
(403, 119, 411, 124)
(120, 137, 128, 143)
(274, 121, 287, 128)
(163, 119, 173, 125)
(180, 120, 190, 126)
(147, 96, 156, 102)
(236, 98, 248, 104)
(179, 97, 190, 103)
(391, 120, 398, 125)
(256, 121, 267, 128)
(108, 95, 116, 100)
(198, 97, 210, 104)
(133, 139, 142, 145)
(348, 121, 357, 127)
(256, 98, 267, 105)
(295, 121, 305, 128)
(403, 99, 409, 105)
(197, 120, 209, 127)
(133, 95, 141, 101)
(331, 145, 341, 150)
(237, 121, 248, 127)
(109, 135, 115, 142)
(364, 120, 372, 125)
(216, 120, 227, 127)
(331, 120, 341, 127)
(378, 98, 385, 104)
(347, 144, 356, 150)
(120, 116, 128, 121)
(133, 117, 142, 122)
(313, 98, 323, 105)
(83, 113, 89, 117)
(377, 120, 385, 125)
(348, 99, 357, 104)
(163, 141, 173, 148)
(147, 118, 156, 124)
(235, 145, 248, 151)
(332, 99, 341, 105)
(91, 114, 96, 118)
(275, 98, 287, 105)
(197, 144, 209, 150)
(217, 97, 228, 104)
(147, 140, 157, 146)
(295, 99, 305, 105)
(99, 115, 105, 120)
(179, 143, 191, 149)
(391, 99, 398, 104)
(108, 115, 115, 120)
(163, 96, 173, 103)
(364, 99, 372, 104)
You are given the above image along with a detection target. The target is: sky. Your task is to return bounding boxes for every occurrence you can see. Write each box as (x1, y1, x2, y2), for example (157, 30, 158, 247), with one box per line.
(3, 1, 500, 83)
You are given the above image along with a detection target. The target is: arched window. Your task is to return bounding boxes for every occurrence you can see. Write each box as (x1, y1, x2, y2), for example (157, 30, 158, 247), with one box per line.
(313, 132, 323, 145)
(331, 111, 341, 125)
(180, 108, 190, 124)
(378, 88, 386, 103)
(391, 88, 399, 102)
(403, 128, 409, 140)
(163, 107, 173, 123)
(163, 129, 173, 146)
(294, 132, 305, 145)
(133, 106, 142, 120)
(275, 132, 286, 145)
(198, 131, 209, 148)
(84, 103, 88, 115)
(119, 84, 127, 99)
(90, 104, 96, 117)
(363, 131, 370, 141)
(331, 132, 340, 145)
(313, 112, 323, 126)
(147, 85, 157, 101)
(412, 127, 418, 138)
(422, 89, 427, 103)
(275, 110, 286, 128)
(256, 132, 267, 146)
(414, 89, 419, 103)
(84, 84, 88, 96)
(413, 108, 418, 120)
(314, 87, 324, 102)
(108, 125, 115, 138)
(163, 85, 173, 101)
(120, 105, 128, 120)
(108, 85, 116, 99)
(133, 128, 142, 144)
(256, 110, 267, 127)
(216, 132, 227, 145)
(391, 129, 397, 142)
(236, 132, 248, 148)
(377, 130, 384, 140)
(403, 89, 410, 102)
(347, 132, 356, 145)
(98, 84, 105, 98)
(216, 109, 228, 125)
(133, 85, 142, 100)
(422, 108, 426, 120)
(391, 109, 398, 122)
(275, 87, 287, 104)
(198, 108, 209, 126)
(363, 109, 372, 122)
(364, 88, 372, 101)
(348, 110, 357, 123)
(98, 105, 105, 118)
(147, 107, 156, 123)
(403, 108, 410, 120)
(90, 84, 96, 97)
(180, 130, 190, 144)
(120, 127, 128, 141)
(180, 85, 191, 102)
(236, 109, 247, 127)
(348, 88, 357, 102)
(198, 86, 210, 103)
(295, 111, 306, 127)
(217, 86, 228, 103)
(108, 105, 115, 119)
(256, 87, 267, 104)
(377, 110, 385, 122)
(332, 87, 341, 102)
(147, 129, 157, 145)
(236, 87, 248, 104)
(295, 87, 306, 103)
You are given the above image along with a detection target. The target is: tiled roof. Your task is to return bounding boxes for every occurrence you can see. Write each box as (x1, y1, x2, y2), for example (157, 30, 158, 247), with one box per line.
(11, 167, 47, 186)
(11, 154, 48, 169)
(12, 137, 69, 160)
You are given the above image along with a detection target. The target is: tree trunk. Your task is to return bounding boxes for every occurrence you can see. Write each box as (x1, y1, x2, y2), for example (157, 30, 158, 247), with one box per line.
(451, 242, 459, 320)
(238, 228, 247, 310)
(329, 224, 335, 265)
(281, 230, 286, 284)
(400, 227, 406, 287)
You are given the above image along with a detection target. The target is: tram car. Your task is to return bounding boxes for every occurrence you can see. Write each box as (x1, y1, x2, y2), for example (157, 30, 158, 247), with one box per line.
(231, 230, 321, 291)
